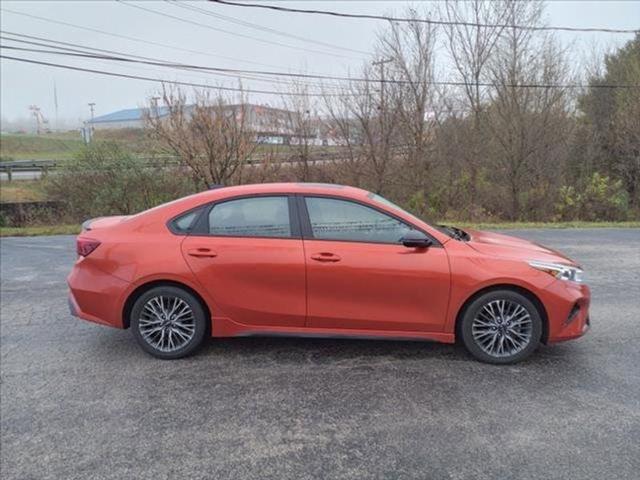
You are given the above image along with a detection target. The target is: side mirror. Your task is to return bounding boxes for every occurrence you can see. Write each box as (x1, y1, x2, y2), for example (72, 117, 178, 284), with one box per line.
(401, 230, 433, 249)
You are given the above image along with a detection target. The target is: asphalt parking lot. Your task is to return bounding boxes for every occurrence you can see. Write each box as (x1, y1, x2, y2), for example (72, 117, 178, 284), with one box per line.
(1, 229, 639, 480)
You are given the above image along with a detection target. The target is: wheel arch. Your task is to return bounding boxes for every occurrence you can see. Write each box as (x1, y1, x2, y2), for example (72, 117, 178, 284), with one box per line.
(454, 284, 549, 344)
(122, 280, 212, 334)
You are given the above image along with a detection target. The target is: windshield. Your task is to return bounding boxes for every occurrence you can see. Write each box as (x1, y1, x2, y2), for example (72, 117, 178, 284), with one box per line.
(367, 192, 466, 240)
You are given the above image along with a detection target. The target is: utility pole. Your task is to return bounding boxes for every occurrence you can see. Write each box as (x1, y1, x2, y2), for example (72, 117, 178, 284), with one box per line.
(371, 57, 394, 165)
(83, 102, 96, 145)
(150, 96, 161, 118)
(88, 102, 96, 122)
(53, 80, 59, 131)
(372, 57, 393, 113)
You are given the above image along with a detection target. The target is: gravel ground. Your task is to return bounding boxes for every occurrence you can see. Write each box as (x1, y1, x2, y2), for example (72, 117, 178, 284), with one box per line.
(1, 229, 639, 480)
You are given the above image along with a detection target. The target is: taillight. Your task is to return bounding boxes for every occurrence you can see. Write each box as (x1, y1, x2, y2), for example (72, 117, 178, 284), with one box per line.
(76, 237, 101, 257)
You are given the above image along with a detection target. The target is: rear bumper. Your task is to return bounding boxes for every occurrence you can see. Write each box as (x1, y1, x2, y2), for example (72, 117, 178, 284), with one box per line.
(67, 259, 129, 328)
(542, 280, 591, 343)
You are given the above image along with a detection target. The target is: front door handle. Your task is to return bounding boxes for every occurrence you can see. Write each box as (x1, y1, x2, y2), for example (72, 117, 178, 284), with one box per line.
(310, 252, 341, 262)
(187, 248, 217, 258)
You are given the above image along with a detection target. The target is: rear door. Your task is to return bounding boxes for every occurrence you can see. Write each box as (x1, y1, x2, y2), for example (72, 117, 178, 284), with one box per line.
(181, 195, 306, 328)
(300, 195, 450, 333)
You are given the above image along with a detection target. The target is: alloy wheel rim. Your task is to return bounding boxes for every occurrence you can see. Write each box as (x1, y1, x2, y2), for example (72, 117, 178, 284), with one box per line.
(471, 299, 533, 358)
(138, 295, 196, 352)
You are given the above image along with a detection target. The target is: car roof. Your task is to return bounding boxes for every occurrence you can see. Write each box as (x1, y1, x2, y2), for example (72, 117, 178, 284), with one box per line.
(202, 182, 370, 200)
(129, 183, 372, 225)
(128, 181, 449, 245)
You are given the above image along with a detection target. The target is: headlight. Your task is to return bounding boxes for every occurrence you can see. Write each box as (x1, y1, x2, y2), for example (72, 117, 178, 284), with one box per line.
(529, 260, 583, 283)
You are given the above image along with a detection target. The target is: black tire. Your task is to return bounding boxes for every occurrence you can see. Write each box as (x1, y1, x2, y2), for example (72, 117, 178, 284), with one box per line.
(130, 286, 207, 359)
(460, 290, 542, 364)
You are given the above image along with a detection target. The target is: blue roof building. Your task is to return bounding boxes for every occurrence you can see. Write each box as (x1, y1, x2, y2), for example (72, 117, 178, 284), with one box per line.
(87, 106, 171, 129)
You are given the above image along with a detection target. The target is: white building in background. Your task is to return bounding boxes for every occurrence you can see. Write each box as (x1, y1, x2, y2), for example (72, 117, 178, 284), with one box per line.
(86, 103, 333, 145)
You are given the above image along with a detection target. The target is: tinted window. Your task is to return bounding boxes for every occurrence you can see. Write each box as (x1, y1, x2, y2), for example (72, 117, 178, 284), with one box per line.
(171, 209, 201, 233)
(305, 197, 411, 243)
(208, 196, 291, 238)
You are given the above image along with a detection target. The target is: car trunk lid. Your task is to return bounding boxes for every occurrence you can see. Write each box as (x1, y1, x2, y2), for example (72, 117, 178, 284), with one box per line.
(82, 215, 129, 231)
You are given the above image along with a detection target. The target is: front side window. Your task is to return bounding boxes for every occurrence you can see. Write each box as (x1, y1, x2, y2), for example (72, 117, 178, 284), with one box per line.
(208, 196, 291, 238)
(305, 197, 411, 243)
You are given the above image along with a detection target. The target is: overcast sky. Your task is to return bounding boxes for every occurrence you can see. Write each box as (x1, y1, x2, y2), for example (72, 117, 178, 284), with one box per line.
(1, 0, 638, 128)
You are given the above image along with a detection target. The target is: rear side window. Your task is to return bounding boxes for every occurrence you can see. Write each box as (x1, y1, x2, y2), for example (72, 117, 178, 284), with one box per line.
(170, 209, 202, 234)
(304, 197, 411, 244)
(208, 196, 291, 238)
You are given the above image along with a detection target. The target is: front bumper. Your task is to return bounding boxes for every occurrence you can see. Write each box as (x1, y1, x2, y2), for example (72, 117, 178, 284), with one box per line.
(542, 280, 591, 343)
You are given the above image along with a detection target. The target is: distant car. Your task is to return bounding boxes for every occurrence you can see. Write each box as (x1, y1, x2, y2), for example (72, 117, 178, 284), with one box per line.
(68, 183, 590, 364)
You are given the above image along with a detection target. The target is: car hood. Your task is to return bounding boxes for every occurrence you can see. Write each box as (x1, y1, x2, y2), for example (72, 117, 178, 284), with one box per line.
(464, 229, 579, 266)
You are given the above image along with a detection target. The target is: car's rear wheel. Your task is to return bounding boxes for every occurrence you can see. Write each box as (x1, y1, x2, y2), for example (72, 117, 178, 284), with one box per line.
(130, 286, 207, 359)
(460, 290, 542, 364)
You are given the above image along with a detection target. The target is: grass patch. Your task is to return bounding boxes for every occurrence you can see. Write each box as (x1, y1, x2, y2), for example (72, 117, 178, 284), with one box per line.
(0, 130, 160, 161)
(1, 130, 344, 163)
(0, 180, 47, 203)
(0, 133, 85, 161)
(448, 221, 640, 229)
(0, 224, 80, 237)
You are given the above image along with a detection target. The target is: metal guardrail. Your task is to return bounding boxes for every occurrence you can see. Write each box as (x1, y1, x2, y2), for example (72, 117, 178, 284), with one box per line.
(0, 152, 351, 181)
(0, 160, 57, 181)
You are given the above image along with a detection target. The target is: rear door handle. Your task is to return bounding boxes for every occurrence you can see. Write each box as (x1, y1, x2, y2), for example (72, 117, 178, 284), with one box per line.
(187, 248, 217, 258)
(310, 252, 341, 262)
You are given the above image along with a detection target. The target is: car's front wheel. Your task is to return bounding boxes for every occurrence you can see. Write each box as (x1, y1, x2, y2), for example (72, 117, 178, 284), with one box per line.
(460, 290, 542, 364)
(130, 286, 207, 359)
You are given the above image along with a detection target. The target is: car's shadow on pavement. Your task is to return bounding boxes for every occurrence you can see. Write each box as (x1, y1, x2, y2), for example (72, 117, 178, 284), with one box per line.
(91, 327, 587, 370)
(206, 335, 468, 362)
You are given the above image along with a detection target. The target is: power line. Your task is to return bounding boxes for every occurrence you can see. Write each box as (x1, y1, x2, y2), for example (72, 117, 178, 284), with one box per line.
(0, 41, 326, 91)
(167, 0, 370, 56)
(116, 0, 360, 60)
(0, 54, 348, 97)
(3, 40, 638, 90)
(6, 6, 634, 92)
(0, 7, 319, 72)
(211, 0, 640, 34)
(0, 32, 343, 92)
(0, 37, 354, 84)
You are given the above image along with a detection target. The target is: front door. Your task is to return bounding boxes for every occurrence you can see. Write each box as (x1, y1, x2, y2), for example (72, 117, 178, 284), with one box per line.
(301, 196, 450, 333)
(182, 195, 306, 328)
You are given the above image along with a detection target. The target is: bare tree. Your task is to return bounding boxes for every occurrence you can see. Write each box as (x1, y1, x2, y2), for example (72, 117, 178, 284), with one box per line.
(612, 83, 640, 207)
(378, 7, 440, 191)
(145, 85, 257, 188)
(440, 0, 509, 207)
(282, 82, 320, 182)
(324, 64, 400, 194)
(486, 0, 572, 220)
(578, 34, 640, 208)
(323, 84, 367, 187)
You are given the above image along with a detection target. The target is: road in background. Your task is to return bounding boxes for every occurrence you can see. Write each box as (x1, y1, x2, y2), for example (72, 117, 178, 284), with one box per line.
(1, 230, 639, 479)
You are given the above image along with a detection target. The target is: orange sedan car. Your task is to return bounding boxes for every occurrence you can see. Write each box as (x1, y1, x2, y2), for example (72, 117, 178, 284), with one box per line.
(68, 183, 590, 363)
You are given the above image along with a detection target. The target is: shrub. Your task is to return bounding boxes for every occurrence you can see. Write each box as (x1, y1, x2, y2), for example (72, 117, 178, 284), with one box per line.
(555, 172, 629, 221)
(44, 142, 195, 221)
(404, 188, 450, 222)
